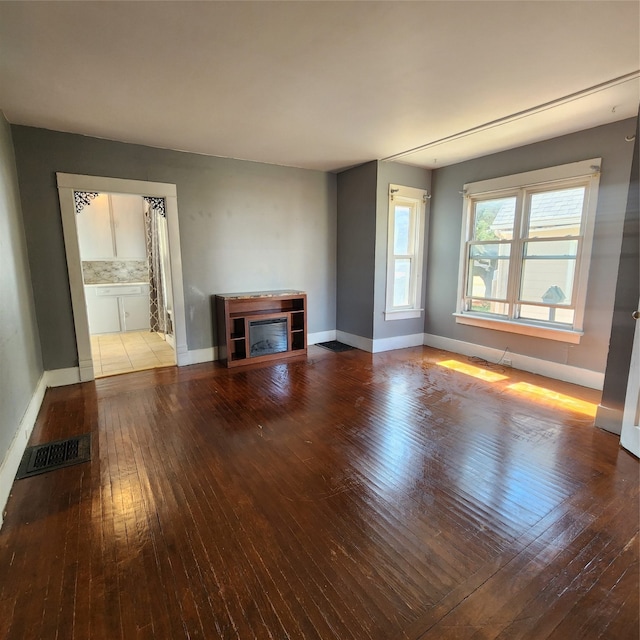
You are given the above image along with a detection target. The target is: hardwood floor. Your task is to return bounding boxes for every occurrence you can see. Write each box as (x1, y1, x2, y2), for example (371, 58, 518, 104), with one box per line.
(0, 345, 637, 639)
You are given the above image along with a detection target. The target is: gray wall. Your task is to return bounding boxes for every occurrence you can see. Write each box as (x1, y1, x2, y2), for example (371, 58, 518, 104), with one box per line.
(374, 161, 431, 340)
(0, 115, 43, 464)
(336, 161, 377, 338)
(11, 126, 337, 370)
(599, 114, 639, 422)
(426, 119, 636, 374)
(336, 160, 431, 342)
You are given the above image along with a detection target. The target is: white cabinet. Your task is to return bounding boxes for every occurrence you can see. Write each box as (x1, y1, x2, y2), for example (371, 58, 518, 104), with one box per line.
(86, 293, 121, 334)
(85, 284, 150, 334)
(77, 194, 114, 259)
(121, 294, 150, 331)
(77, 194, 146, 260)
(111, 194, 147, 259)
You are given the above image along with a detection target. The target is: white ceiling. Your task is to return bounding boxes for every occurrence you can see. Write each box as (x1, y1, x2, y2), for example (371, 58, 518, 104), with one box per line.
(0, 1, 638, 172)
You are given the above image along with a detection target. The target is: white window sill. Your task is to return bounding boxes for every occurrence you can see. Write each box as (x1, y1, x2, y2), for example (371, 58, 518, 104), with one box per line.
(453, 313, 583, 344)
(384, 308, 424, 321)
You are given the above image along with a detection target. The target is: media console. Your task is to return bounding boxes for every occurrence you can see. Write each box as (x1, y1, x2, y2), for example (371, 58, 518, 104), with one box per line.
(215, 290, 307, 368)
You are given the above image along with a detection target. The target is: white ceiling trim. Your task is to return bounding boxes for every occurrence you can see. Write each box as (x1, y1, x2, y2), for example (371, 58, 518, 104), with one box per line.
(382, 71, 640, 168)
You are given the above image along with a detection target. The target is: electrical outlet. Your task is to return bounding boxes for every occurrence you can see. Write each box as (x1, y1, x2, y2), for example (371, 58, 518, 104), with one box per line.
(503, 358, 512, 367)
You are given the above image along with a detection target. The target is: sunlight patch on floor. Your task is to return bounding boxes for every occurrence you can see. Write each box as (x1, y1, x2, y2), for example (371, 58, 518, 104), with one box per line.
(437, 359, 509, 382)
(506, 381, 597, 417)
(436, 359, 597, 417)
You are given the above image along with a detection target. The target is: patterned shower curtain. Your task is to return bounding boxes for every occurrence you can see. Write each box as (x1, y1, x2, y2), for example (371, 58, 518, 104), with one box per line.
(143, 198, 169, 334)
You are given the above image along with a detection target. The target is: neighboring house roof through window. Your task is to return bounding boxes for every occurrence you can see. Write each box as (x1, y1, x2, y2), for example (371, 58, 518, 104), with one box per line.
(491, 187, 584, 231)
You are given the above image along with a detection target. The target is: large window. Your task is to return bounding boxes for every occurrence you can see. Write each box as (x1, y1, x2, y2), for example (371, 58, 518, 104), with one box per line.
(385, 184, 428, 320)
(455, 160, 601, 343)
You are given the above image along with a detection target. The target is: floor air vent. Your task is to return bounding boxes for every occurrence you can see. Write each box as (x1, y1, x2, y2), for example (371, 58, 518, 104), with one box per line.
(316, 341, 356, 352)
(16, 434, 91, 480)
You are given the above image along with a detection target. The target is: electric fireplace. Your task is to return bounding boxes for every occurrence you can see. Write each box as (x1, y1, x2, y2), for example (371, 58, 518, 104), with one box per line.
(215, 290, 307, 368)
(249, 317, 288, 357)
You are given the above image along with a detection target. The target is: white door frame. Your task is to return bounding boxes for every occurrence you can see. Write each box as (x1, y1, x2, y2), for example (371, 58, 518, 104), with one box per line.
(621, 299, 640, 458)
(57, 173, 189, 381)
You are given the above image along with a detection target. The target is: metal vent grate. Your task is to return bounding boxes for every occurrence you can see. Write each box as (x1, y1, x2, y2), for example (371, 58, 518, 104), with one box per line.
(16, 434, 91, 480)
(315, 341, 356, 353)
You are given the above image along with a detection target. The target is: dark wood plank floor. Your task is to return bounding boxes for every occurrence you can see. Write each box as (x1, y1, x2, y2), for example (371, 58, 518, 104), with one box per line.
(0, 345, 637, 639)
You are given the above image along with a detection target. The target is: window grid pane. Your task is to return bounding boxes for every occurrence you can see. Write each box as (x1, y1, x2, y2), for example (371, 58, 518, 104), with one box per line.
(518, 304, 575, 325)
(393, 258, 412, 307)
(526, 187, 585, 238)
(473, 197, 516, 240)
(393, 205, 413, 255)
(519, 240, 577, 306)
(468, 299, 509, 316)
(465, 242, 511, 301)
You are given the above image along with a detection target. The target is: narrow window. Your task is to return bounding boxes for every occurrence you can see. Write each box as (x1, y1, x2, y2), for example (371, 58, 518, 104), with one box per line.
(386, 184, 428, 320)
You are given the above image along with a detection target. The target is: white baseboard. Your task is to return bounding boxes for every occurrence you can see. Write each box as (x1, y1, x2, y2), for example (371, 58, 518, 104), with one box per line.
(336, 331, 374, 352)
(45, 367, 81, 387)
(78, 357, 94, 382)
(0, 373, 47, 530)
(187, 346, 218, 365)
(175, 341, 190, 366)
(594, 404, 622, 434)
(423, 333, 604, 390)
(308, 330, 337, 345)
(372, 333, 425, 353)
(336, 331, 425, 354)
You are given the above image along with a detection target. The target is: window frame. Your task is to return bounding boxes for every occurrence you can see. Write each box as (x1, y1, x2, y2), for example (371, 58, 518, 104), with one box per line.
(454, 159, 601, 343)
(385, 184, 428, 321)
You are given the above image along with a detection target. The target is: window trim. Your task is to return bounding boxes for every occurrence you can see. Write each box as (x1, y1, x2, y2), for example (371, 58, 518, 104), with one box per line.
(455, 159, 601, 343)
(385, 184, 428, 321)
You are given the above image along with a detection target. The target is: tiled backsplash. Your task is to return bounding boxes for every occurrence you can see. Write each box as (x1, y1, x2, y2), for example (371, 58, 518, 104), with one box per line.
(83, 260, 149, 284)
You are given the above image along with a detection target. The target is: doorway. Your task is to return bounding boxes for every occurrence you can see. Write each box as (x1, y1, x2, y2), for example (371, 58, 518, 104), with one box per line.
(621, 297, 640, 457)
(76, 192, 176, 377)
(57, 174, 188, 382)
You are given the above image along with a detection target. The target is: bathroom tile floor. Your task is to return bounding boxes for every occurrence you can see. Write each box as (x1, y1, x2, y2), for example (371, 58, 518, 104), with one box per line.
(90, 330, 175, 378)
